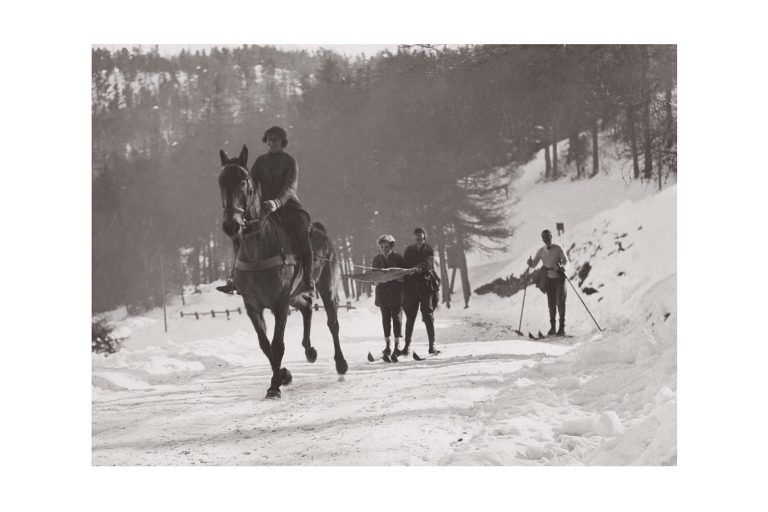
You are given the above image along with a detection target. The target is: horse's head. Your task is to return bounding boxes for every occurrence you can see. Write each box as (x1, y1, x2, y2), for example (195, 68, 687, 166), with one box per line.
(218, 145, 261, 238)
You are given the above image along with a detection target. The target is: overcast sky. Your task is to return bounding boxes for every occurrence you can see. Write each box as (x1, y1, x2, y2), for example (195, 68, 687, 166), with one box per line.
(96, 44, 399, 58)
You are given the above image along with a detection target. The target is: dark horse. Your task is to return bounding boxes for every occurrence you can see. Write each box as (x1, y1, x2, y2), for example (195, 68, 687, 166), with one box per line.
(218, 145, 348, 399)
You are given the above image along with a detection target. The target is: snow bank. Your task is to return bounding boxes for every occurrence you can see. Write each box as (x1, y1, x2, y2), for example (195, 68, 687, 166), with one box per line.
(444, 186, 676, 465)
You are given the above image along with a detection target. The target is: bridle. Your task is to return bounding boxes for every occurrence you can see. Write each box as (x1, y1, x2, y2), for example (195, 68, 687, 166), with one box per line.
(221, 163, 261, 230)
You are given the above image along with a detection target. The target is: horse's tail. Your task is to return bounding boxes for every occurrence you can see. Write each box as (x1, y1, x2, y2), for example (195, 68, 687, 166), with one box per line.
(311, 221, 327, 234)
(310, 221, 339, 306)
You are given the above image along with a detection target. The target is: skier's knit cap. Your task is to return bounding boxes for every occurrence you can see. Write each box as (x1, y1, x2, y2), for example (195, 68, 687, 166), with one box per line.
(377, 234, 395, 246)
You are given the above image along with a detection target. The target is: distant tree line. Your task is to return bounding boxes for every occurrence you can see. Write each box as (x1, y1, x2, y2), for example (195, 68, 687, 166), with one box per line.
(92, 44, 676, 313)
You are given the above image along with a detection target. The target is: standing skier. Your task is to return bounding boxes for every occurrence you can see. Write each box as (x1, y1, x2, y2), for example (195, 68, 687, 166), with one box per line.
(372, 234, 406, 359)
(527, 229, 569, 336)
(402, 227, 440, 355)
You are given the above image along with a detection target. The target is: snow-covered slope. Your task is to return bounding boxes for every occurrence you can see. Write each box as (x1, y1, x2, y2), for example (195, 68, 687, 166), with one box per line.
(467, 132, 664, 281)
(446, 186, 677, 464)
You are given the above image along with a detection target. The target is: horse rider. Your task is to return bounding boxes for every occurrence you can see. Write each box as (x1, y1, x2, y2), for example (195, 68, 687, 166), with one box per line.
(217, 126, 314, 301)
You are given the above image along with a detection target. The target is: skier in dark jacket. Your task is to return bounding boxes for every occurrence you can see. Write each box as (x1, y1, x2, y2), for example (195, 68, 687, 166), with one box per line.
(527, 229, 569, 336)
(402, 227, 440, 355)
(217, 126, 314, 300)
(372, 234, 406, 359)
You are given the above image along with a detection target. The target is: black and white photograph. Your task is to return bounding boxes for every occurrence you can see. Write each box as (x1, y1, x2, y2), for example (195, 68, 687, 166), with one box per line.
(7, 1, 767, 509)
(91, 43, 677, 466)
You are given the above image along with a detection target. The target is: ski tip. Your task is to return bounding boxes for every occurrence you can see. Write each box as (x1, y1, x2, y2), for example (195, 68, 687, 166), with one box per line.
(367, 352, 375, 362)
(413, 352, 423, 361)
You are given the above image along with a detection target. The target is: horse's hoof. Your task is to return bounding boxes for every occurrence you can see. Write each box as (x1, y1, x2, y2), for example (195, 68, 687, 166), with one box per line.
(335, 358, 348, 375)
(280, 368, 292, 386)
(305, 346, 318, 363)
(265, 388, 281, 400)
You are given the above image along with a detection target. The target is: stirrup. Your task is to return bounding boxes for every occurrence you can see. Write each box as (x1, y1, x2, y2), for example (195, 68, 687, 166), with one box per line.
(216, 279, 237, 294)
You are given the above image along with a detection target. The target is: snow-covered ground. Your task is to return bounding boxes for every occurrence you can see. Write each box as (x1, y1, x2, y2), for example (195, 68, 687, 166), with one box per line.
(92, 182, 676, 465)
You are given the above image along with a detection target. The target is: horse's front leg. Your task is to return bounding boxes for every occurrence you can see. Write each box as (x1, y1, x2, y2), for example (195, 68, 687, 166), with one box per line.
(266, 304, 290, 399)
(297, 303, 318, 363)
(245, 304, 272, 366)
(320, 290, 347, 375)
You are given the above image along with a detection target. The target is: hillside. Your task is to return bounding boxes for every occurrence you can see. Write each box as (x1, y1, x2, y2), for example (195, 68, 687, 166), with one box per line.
(467, 132, 667, 287)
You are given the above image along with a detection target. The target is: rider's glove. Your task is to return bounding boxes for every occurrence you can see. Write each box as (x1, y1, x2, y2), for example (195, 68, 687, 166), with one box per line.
(262, 199, 281, 213)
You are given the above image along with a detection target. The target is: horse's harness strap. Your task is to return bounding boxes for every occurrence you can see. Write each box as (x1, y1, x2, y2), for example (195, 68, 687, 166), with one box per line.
(235, 254, 299, 271)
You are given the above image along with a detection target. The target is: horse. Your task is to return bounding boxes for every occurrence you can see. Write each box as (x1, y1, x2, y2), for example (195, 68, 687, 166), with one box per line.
(218, 145, 348, 399)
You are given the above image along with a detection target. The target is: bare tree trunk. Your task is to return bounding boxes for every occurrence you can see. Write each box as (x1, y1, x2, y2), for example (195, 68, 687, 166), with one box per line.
(544, 140, 552, 180)
(627, 106, 641, 179)
(209, 233, 218, 281)
(454, 225, 471, 308)
(435, 226, 451, 307)
(568, 132, 580, 178)
(354, 251, 362, 300)
(362, 254, 372, 297)
(591, 120, 599, 177)
(658, 153, 663, 191)
(191, 242, 200, 288)
(642, 46, 653, 181)
(552, 139, 559, 180)
(450, 267, 458, 295)
(203, 240, 210, 285)
(344, 238, 356, 299)
(665, 86, 676, 178)
(643, 97, 653, 181)
(338, 239, 350, 299)
(204, 239, 211, 283)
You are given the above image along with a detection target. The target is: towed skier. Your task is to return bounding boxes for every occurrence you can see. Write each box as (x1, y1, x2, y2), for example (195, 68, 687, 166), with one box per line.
(372, 234, 406, 361)
(527, 229, 569, 336)
(403, 227, 441, 357)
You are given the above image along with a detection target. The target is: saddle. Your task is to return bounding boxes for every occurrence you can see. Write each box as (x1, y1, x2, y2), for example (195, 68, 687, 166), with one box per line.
(235, 215, 299, 271)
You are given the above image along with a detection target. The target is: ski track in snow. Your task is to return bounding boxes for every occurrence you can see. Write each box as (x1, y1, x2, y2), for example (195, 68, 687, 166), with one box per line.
(92, 316, 572, 466)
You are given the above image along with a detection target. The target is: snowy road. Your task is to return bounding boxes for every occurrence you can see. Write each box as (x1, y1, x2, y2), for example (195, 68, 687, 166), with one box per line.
(92, 327, 571, 465)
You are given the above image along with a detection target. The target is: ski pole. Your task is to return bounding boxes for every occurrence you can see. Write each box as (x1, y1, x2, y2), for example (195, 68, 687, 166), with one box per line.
(515, 266, 529, 336)
(564, 274, 603, 332)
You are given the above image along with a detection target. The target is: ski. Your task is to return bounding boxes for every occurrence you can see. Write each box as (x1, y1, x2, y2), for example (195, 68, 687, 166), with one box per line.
(412, 350, 441, 361)
(367, 351, 399, 363)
